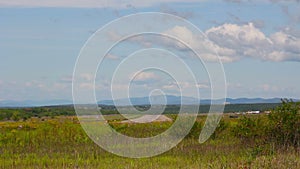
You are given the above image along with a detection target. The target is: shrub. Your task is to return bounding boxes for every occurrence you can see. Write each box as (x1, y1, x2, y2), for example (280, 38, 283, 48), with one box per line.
(186, 120, 203, 139)
(12, 112, 20, 121)
(233, 115, 266, 145)
(234, 99, 300, 151)
(267, 99, 300, 149)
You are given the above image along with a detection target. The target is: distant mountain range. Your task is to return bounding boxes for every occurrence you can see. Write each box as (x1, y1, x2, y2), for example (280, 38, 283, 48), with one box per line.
(98, 95, 296, 106)
(0, 99, 72, 108)
(99, 95, 200, 106)
(0, 96, 298, 107)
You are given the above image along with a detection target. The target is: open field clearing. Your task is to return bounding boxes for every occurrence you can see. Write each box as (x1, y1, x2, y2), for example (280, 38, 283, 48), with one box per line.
(1, 103, 300, 169)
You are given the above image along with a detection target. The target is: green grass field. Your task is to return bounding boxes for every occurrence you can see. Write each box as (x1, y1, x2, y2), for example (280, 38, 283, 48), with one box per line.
(1, 111, 300, 169)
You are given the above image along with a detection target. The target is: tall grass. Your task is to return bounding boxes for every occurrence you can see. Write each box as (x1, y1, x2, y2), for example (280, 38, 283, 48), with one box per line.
(0, 112, 299, 168)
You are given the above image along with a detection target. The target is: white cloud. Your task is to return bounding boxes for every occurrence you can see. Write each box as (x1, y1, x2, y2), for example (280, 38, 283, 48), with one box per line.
(179, 81, 209, 89)
(162, 83, 178, 90)
(162, 26, 234, 62)
(260, 84, 279, 92)
(24, 80, 46, 89)
(257, 84, 294, 97)
(53, 83, 69, 90)
(196, 83, 209, 89)
(105, 54, 120, 60)
(161, 81, 208, 91)
(79, 83, 94, 90)
(268, 31, 300, 61)
(206, 23, 271, 46)
(80, 73, 94, 81)
(144, 23, 298, 62)
(0, 0, 204, 8)
(163, 26, 195, 49)
(132, 72, 161, 82)
(206, 23, 273, 61)
(24, 80, 71, 92)
(205, 23, 300, 62)
(59, 75, 73, 83)
(105, 20, 300, 62)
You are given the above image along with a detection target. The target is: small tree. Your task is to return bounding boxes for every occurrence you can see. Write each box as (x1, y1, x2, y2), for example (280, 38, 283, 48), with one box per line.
(12, 112, 20, 121)
(267, 99, 300, 149)
(233, 115, 266, 145)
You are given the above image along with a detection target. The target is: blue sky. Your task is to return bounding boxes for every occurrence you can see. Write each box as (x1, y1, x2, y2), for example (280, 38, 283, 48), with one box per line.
(1, 0, 300, 101)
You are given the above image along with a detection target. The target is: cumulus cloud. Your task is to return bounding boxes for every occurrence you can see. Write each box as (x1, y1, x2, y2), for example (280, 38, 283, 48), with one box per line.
(134, 72, 160, 81)
(110, 22, 300, 62)
(206, 23, 300, 62)
(163, 26, 195, 49)
(205, 23, 271, 61)
(131, 72, 162, 85)
(159, 23, 300, 62)
(162, 26, 237, 62)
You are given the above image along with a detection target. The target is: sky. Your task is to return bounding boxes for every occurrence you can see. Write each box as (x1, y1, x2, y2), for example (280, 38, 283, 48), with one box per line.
(1, 0, 300, 102)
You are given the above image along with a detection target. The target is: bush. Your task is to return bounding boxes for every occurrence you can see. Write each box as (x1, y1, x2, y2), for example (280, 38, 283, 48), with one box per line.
(267, 99, 300, 149)
(12, 112, 20, 121)
(233, 99, 300, 151)
(211, 119, 228, 139)
(233, 115, 266, 145)
(186, 120, 203, 139)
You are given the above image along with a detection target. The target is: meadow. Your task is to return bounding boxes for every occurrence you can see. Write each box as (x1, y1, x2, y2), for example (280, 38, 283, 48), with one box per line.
(0, 100, 300, 168)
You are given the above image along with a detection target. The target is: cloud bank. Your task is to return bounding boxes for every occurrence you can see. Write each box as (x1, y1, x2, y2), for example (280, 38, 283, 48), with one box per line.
(208, 23, 300, 62)
(162, 23, 300, 62)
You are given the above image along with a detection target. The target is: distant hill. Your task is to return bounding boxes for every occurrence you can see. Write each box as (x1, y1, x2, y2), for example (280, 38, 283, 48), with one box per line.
(0, 99, 72, 108)
(0, 96, 297, 108)
(224, 98, 286, 104)
(98, 95, 294, 106)
(98, 95, 200, 106)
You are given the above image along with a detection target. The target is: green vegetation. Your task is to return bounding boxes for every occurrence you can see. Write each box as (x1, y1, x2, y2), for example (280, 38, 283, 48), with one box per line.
(0, 100, 299, 168)
(0, 103, 281, 121)
(234, 99, 300, 151)
(0, 106, 75, 121)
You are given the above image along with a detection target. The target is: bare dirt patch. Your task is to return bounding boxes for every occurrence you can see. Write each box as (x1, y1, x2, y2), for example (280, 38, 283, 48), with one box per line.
(120, 115, 172, 123)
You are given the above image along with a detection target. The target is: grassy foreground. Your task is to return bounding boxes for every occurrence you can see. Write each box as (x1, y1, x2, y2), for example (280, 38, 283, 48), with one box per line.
(0, 112, 300, 169)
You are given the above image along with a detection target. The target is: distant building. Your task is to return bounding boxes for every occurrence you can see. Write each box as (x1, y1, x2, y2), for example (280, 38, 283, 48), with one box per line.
(246, 111, 260, 114)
